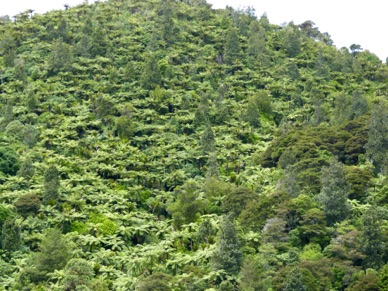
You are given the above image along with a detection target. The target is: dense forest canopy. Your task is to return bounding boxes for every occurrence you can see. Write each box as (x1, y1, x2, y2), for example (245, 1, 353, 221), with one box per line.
(0, 0, 387, 290)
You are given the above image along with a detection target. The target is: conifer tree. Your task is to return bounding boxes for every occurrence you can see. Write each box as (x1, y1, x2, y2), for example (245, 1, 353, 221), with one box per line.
(0, 33, 16, 67)
(244, 96, 261, 128)
(17, 157, 35, 179)
(201, 125, 215, 154)
(168, 180, 203, 230)
(27, 229, 70, 283)
(141, 54, 161, 90)
(212, 215, 243, 275)
(283, 24, 301, 57)
(365, 100, 388, 173)
(361, 207, 386, 269)
(223, 26, 240, 65)
(317, 158, 350, 225)
(282, 267, 307, 291)
(1, 219, 21, 253)
(48, 38, 73, 75)
(43, 165, 60, 205)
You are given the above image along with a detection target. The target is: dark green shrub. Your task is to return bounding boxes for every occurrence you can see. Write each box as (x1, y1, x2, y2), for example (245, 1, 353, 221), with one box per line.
(0, 147, 20, 176)
(14, 193, 41, 218)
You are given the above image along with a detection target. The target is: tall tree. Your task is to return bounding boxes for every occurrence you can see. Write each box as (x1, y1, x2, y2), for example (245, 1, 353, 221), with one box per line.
(27, 229, 70, 283)
(1, 219, 21, 253)
(212, 215, 243, 275)
(365, 100, 388, 173)
(0, 33, 16, 67)
(282, 267, 308, 291)
(43, 165, 60, 205)
(283, 23, 301, 57)
(168, 180, 203, 230)
(48, 38, 73, 75)
(223, 26, 240, 65)
(361, 206, 386, 269)
(201, 125, 215, 154)
(317, 158, 350, 226)
(141, 53, 161, 90)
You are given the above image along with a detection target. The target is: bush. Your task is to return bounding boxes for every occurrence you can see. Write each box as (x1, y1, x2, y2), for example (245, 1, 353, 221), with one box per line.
(0, 147, 20, 176)
(14, 193, 41, 218)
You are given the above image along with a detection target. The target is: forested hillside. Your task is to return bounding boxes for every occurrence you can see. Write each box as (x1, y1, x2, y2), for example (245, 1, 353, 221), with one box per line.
(0, 0, 387, 290)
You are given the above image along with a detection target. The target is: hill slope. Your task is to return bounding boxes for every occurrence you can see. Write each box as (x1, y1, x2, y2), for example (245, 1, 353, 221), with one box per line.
(0, 0, 387, 290)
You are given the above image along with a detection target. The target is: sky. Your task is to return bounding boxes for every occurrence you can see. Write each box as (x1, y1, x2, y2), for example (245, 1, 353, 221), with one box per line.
(1, 0, 387, 61)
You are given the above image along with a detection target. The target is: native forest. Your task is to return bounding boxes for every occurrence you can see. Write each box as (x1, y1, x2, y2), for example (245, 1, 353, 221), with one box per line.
(0, 0, 387, 290)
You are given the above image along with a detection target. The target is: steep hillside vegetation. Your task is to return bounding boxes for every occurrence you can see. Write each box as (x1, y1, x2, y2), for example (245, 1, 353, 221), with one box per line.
(0, 0, 387, 290)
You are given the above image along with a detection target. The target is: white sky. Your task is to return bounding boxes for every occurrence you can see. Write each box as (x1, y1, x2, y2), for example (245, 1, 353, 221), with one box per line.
(1, 0, 387, 61)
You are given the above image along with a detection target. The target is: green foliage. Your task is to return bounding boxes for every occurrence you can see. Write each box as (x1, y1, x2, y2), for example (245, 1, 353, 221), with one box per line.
(14, 193, 41, 218)
(1, 219, 20, 253)
(0, 147, 20, 176)
(0, 205, 13, 227)
(201, 125, 215, 154)
(48, 38, 73, 75)
(318, 158, 350, 225)
(282, 267, 308, 291)
(0, 33, 16, 67)
(70, 221, 88, 234)
(283, 23, 301, 57)
(136, 272, 172, 291)
(212, 215, 243, 275)
(168, 180, 203, 229)
(223, 26, 240, 65)
(141, 53, 162, 90)
(0, 0, 386, 289)
(361, 207, 386, 269)
(348, 270, 379, 291)
(27, 229, 70, 283)
(378, 264, 388, 291)
(43, 165, 60, 205)
(88, 213, 118, 236)
(366, 100, 388, 173)
(62, 258, 94, 291)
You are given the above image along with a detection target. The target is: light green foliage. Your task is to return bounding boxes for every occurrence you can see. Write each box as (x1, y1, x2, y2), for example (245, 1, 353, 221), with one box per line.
(88, 213, 118, 236)
(212, 215, 243, 275)
(239, 255, 265, 290)
(300, 243, 324, 261)
(247, 21, 266, 60)
(378, 264, 388, 291)
(70, 221, 88, 234)
(0, 0, 386, 289)
(0, 204, 13, 226)
(317, 158, 350, 225)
